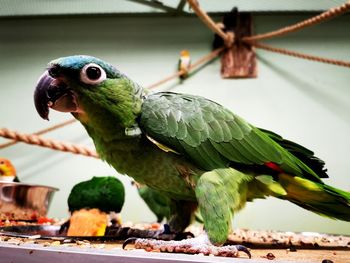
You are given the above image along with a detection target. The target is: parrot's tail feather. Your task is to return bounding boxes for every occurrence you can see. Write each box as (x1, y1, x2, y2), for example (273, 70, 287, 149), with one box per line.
(278, 174, 350, 221)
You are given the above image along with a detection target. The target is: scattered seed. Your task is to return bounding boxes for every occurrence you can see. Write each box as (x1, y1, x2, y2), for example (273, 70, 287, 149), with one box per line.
(7, 238, 22, 245)
(61, 243, 72, 247)
(92, 244, 105, 249)
(50, 241, 61, 246)
(266, 252, 276, 260)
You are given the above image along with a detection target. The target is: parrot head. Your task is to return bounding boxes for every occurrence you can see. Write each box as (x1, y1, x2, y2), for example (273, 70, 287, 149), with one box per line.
(180, 50, 190, 57)
(34, 55, 130, 121)
(0, 158, 16, 177)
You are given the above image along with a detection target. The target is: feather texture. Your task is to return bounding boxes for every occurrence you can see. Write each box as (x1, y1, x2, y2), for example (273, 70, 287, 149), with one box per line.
(140, 92, 321, 182)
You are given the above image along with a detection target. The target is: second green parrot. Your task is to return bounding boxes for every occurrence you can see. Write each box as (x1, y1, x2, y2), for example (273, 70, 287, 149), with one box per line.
(132, 182, 171, 223)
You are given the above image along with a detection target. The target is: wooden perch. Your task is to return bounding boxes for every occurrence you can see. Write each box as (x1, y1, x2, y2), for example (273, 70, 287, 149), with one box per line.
(217, 9, 257, 78)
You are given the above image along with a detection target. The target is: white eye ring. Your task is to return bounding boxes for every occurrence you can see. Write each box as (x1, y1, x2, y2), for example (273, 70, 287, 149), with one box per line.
(80, 63, 106, 85)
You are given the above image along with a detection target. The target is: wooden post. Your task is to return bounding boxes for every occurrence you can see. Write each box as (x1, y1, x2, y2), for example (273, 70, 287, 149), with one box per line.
(215, 9, 257, 78)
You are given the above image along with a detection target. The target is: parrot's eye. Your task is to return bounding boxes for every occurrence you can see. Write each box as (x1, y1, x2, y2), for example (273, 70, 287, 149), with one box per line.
(80, 63, 106, 85)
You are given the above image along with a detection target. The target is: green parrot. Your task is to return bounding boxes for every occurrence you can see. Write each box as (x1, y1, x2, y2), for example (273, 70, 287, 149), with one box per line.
(133, 181, 203, 225)
(132, 181, 172, 223)
(34, 55, 350, 256)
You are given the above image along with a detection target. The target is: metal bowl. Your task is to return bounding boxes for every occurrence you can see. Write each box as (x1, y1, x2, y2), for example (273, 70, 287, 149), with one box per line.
(0, 182, 58, 220)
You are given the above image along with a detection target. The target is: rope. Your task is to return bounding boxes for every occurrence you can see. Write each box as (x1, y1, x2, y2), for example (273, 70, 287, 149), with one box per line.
(243, 1, 350, 42)
(0, 119, 76, 150)
(186, 0, 234, 47)
(0, 128, 99, 158)
(190, 46, 225, 69)
(147, 46, 225, 90)
(186, 0, 350, 67)
(252, 42, 350, 68)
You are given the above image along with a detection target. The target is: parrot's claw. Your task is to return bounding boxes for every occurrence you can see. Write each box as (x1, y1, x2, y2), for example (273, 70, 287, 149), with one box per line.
(122, 237, 138, 249)
(122, 236, 251, 258)
(233, 245, 251, 258)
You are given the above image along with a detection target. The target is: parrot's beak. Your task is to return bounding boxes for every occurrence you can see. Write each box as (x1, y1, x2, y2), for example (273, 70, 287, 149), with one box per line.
(34, 70, 78, 120)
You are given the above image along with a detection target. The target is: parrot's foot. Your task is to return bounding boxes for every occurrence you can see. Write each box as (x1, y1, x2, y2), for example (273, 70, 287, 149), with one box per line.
(123, 234, 251, 258)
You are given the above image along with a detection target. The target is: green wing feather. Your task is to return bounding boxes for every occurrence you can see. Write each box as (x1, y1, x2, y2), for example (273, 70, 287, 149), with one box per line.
(140, 92, 322, 182)
(260, 128, 328, 178)
(195, 168, 254, 244)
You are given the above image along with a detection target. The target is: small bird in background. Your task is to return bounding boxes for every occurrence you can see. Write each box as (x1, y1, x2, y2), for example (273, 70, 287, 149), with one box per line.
(0, 157, 19, 182)
(132, 181, 203, 226)
(178, 50, 191, 79)
(65, 176, 125, 236)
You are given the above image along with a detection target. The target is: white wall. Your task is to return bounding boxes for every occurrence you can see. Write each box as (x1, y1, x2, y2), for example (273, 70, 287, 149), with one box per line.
(0, 14, 349, 234)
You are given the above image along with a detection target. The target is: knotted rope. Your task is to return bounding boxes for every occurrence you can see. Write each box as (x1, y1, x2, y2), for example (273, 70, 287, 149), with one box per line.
(251, 42, 350, 68)
(187, 0, 350, 68)
(242, 1, 350, 43)
(0, 119, 76, 150)
(0, 128, 99, 158)
(187, 0, 234, 47)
